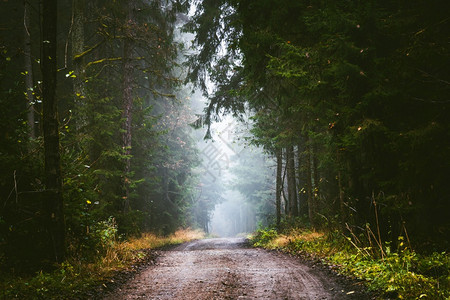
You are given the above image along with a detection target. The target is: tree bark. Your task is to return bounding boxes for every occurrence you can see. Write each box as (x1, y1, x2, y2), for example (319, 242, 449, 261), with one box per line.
(335, 149, 347, 224)
(286, 145, 298, 217)
(42, 0, 65, 263)
(297, 142, 306, 216)
(72, 0, 86, 128)
(24, 0, 35, 138)
(306, 140, 316, 228)
(122, 1, 136, 213)
(275, 148, 282, 228)
(281, 148, 289, 216)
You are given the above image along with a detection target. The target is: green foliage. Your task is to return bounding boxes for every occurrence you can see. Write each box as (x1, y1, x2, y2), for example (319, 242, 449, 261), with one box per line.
(92, 217, 118, 251)
(0, 0, 201, 276)
(187, 0, 450, 249)
(334, 248, 448, 299)
(250, 227, 449, 299)
(251, 228, 279, 248)
(0, 229, 204, 300)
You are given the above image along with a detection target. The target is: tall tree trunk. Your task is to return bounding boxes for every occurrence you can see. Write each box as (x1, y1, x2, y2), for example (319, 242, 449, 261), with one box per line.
(72, 0, 86, 128)
(286, 145, 298, 217)
(306, 140, 316, 228)
(42, 0, 65, 263)
(297, 142, 306, 216)
(338, 169, 346, 222)
(295, 143, 300, 204)
(312, 145, 319, 199)
(122, 1, 136, 213)
(275, 148, 282, 228)
(24, 0, 35, 138)
(337, 150, 346, 224)
(281, 148, 289, 216)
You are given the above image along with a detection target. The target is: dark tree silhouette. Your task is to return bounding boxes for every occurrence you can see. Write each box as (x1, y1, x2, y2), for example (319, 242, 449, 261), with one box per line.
(42, 0, 65, 262)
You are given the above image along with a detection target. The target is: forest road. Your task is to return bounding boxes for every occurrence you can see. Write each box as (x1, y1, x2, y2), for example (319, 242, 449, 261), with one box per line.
(103, 238, 371, 300)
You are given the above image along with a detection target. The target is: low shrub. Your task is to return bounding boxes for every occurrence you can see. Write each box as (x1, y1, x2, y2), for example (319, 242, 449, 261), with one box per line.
(0, 228, 205, 299)
(250, 227, 449, 299)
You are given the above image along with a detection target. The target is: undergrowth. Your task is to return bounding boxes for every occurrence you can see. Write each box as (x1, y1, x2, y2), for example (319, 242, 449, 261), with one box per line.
(250, 227, 449, 299)
(0, 228, 204, 299)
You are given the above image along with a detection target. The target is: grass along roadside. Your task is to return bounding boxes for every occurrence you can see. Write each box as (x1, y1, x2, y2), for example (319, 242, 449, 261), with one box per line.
(249, 228, 449, 299)
(0, 228, 205, 299)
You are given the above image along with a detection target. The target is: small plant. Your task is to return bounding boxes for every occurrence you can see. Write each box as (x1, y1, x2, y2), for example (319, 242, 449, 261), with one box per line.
(94, 216, 118, 250)
(251, 228, 278, 247)
(0, 228, 205, 299)
(250, 226, 450, 299)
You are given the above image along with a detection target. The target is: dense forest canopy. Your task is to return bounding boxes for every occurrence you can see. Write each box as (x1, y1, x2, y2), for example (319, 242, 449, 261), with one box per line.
(0, 0, 210, 268)
(0, 0, 449, 274)
(186, 0, 449, 249)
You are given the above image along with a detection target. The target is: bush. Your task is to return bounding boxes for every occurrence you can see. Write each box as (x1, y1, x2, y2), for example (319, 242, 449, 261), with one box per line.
(251, 228, 278, 247)
(250, 226, 450, 299)
(0, 228, 205, 299)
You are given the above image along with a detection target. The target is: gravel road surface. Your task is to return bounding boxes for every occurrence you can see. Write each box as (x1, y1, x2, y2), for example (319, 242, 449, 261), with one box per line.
(103, 238, 372, 300)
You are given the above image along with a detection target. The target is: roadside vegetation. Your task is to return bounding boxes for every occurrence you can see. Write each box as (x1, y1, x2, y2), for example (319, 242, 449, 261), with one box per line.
(250, 226, 449, 300)
(0, 228, 204, 299)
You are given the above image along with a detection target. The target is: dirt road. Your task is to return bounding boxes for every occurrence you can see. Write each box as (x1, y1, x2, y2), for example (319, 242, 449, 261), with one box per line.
(104, 238, 372, 299)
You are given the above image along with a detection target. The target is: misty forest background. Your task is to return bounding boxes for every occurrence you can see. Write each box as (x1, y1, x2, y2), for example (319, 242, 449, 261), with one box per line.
(0, 0, 449, 272)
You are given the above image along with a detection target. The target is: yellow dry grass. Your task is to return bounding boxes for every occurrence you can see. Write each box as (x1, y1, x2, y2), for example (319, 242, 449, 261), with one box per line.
(124, 233, 164, 251)
(270, 231, 324, 248)
(100, 228, 205, 269)
(170, 228, 205, 243)
(295, 231, 324, 241)
(271, 235, 291, 247)
(123, 228, 205, 251)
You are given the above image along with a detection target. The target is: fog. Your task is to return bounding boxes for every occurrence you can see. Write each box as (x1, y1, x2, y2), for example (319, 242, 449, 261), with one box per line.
(181, 17, 274, 237)
(209, 190, 256, 237)
(189, 105, 275, 237)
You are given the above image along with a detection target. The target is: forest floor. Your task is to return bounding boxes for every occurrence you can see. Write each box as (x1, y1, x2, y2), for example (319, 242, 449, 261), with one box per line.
(100, 238, 375, 300)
